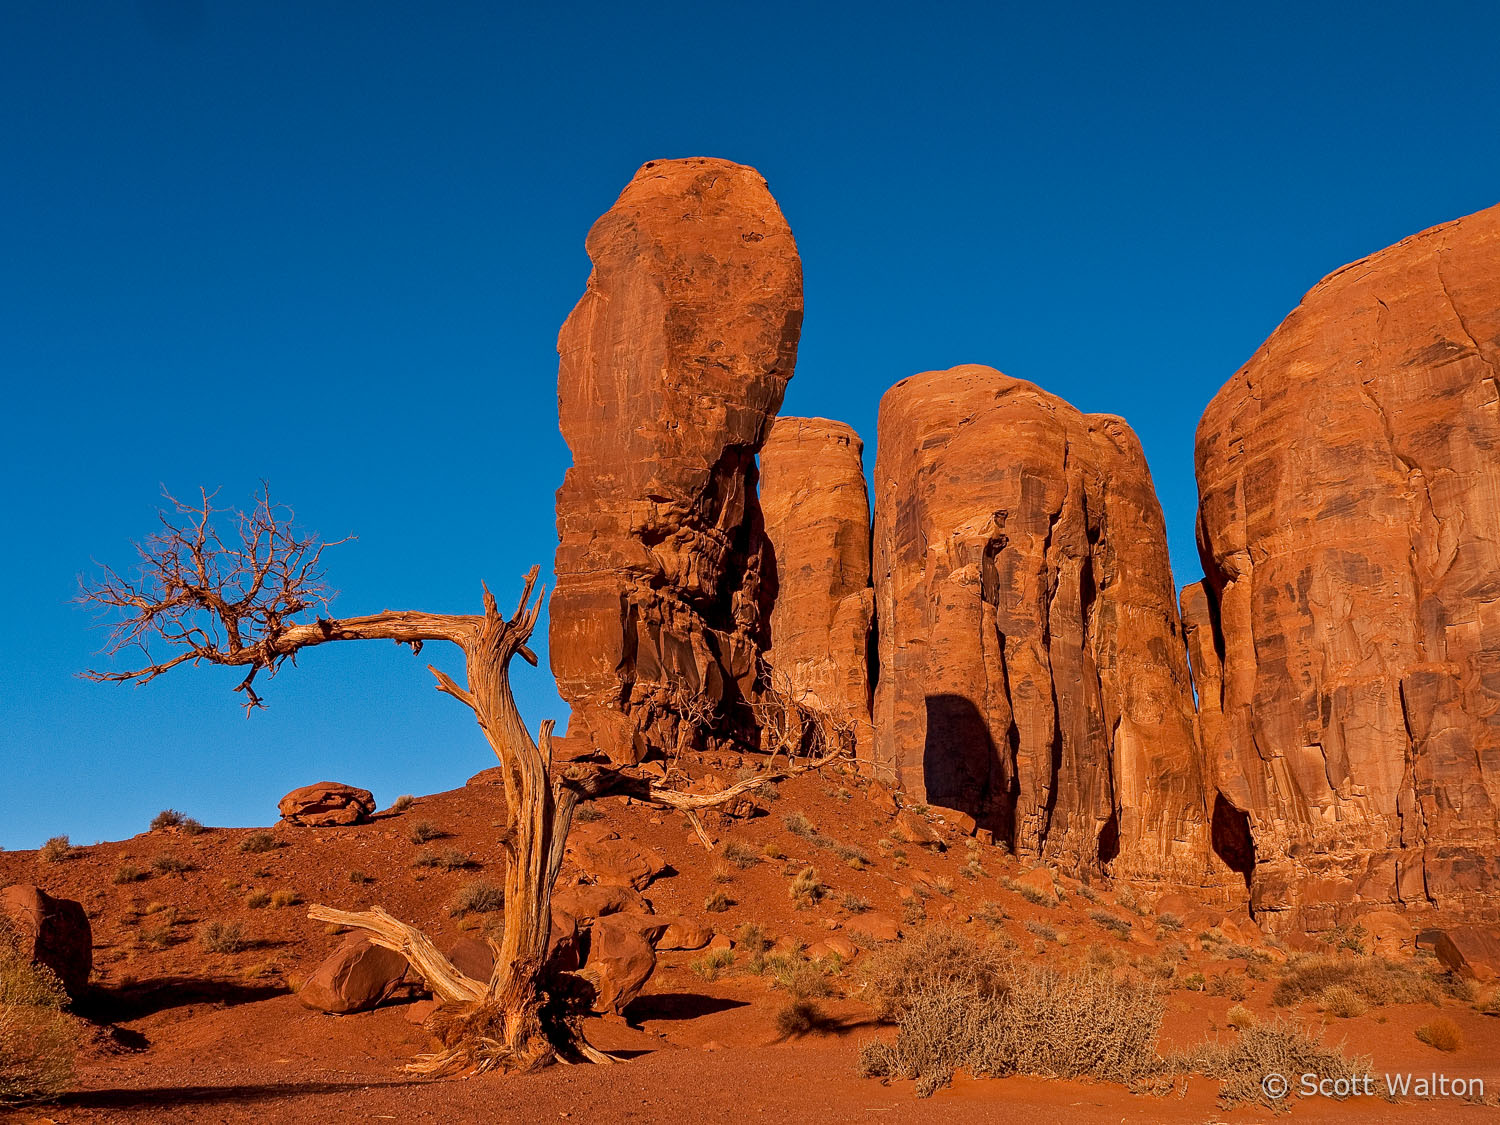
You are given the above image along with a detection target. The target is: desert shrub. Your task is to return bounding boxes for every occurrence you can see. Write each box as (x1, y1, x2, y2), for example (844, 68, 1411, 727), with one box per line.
(1415, 1017, 1463, 1052)
(1001, 876, 1055, 908)
(776, 998, 826, 1036)
(1208, 971, 1248, 1001)
(149, 809, 187, 831)
(151, 854, 192, 875)
(783, 812, 816, 838)
(269, 888, 299, 909)
(0, 931, 76, 1102)
(933, 877, 954, 897)
(1171, 1013, 1371, 1109)
(112, 864, 146, 885)
(960, 856, 986, 880)
(239, 832, 282, 854)
(1089, 909, 1133, 938)
(1273, 954, 1439, 1008)
(348, 869, 373, 885)
(38, 837, 71, 864)
(1181, 972, 1207, 992)
(689, 948, 734, 981)
(762, 842, 786, 860)
(1156, 912, 1183, 932)
(840, 892, 871, 914)
(704, 890, 734, 914)
(1025, 919, 1060, 943)
(391, 794, 415, 812)
(710, 863, 735, 885)
(833, 841, 870, 869)
(736, 923, 772, 956)
(450, 880, 503, 916)
(859, 928, 1162, 1097)
(199, 921, 248, 953)
(245, 891, 271, 909)
(1320, 984, 1367, 1018)
(407, 820, 442, 844)
(179, 817, 206, 835)
(789, 867, 825, 909)
(572, 804, 603, 823)
(768, 953, 834, 1000)
(414, 848, 471, 870)
(137, 922, 174, 950)
(717, 840, 758, 870)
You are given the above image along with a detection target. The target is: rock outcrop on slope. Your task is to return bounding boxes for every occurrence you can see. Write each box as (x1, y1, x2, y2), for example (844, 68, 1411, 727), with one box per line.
(550, 158, 803, 764)
(759, 416, 875, 755)
(871, 365, 1228, 891)
(1188, 202, 1500, 930)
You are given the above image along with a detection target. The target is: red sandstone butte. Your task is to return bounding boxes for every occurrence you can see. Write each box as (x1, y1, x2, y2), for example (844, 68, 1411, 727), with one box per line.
(759, 416, 875, 756)
(871, 365, 1228, 893)
(1187, 201, 1500, 930)
(550, 158, 803, 765)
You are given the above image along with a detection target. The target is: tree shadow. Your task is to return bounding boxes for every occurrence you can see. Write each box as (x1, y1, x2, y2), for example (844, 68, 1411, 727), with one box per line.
(52, 1078, 419, 1111)
(623, 992, 748, 1023)
(78, 976, 289, 1024)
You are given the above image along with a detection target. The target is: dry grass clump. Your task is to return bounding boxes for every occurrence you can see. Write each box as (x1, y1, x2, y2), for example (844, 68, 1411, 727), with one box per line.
(245, 890, 271, 909)
(721, 840, 761, 869)
(38, 837, 71, 864)
(858, 927, 1160, 1097)
(414, 848, 471, 871)
(238, 832, 282, 855)
(390, 794, 415, 812)
(783, 811, 816, 838)
(151, 854, 192, 875)
(1025, 919, 1060, 943)
(150, 809, 204, 833)
(1000, 876, 1055, 908)
(776, 998, 828, 1036)
(449, 880, 503, 917)
(704, 890, 734, 914)
(1273, 954, 1439, 1009)
(1319, 984, 1367, 1018)
(1156, 912, 1183, 931)
(1170, 1012, 1371, 1109)
(112, 864, 146, 885)
(689, 948, 734, 981)
(789, 867, 826, 909)
(407, 820, 443, 844)
(840, 892, 872, 914)
(199, 921, 249, 954)
(1089, 909, 1133, 938)
(1414, 1017, 1463, 1052)
(572, 804, 603, 823)
(269, 888, 299, 909)
(348, 869, 374, 885)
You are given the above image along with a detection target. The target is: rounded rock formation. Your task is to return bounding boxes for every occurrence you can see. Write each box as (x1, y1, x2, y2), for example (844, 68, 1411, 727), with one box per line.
(550, 157, 803, 765)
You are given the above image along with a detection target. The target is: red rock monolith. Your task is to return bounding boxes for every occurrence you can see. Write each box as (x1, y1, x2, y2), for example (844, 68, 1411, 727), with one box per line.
(551, 157, 803, 765)
(1189, 201, 1500, 930)
(760, 416, 875, 755)
(872, 365, 1229, 893)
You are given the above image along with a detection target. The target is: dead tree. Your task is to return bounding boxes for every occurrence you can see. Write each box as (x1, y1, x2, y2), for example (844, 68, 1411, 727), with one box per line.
(81, 486, 842, 1074)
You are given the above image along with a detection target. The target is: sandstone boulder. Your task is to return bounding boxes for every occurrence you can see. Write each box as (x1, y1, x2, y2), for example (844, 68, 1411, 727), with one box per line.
(872, 365, 1227, 893)
(551, 157, 803, 765)
(760, 416, 875, 754)
(571, 837, 667, 891)
(298, 935, 413, 1014)
(0, 884, 92, 996)
(551, 883, 652, 923)
(1188, 201, 1500, 929)
(1430, 925, 1500, 982)
(894, 809, 944, 850)
(582, 914, 657, 1015)
(850, 912, 900, 943)
(277, 782, 375, 827)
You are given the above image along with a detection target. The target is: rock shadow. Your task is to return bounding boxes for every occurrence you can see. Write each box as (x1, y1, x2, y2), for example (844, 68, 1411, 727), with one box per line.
(922, 693, 1016, 845)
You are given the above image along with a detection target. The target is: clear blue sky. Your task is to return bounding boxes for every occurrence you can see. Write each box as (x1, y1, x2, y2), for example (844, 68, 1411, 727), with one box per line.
(4, 1, 1497, 848)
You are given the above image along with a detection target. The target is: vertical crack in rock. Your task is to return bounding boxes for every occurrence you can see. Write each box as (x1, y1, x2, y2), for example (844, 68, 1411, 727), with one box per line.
(1190, 201, 1500, 929)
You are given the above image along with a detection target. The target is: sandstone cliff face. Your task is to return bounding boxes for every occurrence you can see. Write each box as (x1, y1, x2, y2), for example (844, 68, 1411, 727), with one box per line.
(872, 365, 1225, 889)
(551, 158, 803, 764)
(760, 417, 874, 754)
(1190, 202, 1500, 928)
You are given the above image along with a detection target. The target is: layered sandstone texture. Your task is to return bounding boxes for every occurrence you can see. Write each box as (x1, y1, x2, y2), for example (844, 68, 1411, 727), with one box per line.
(1188, 202, 1500, 928)
(551, 158, 803, 764)
(871, 365, 1224, 890)
(759, 417, 875, 755)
